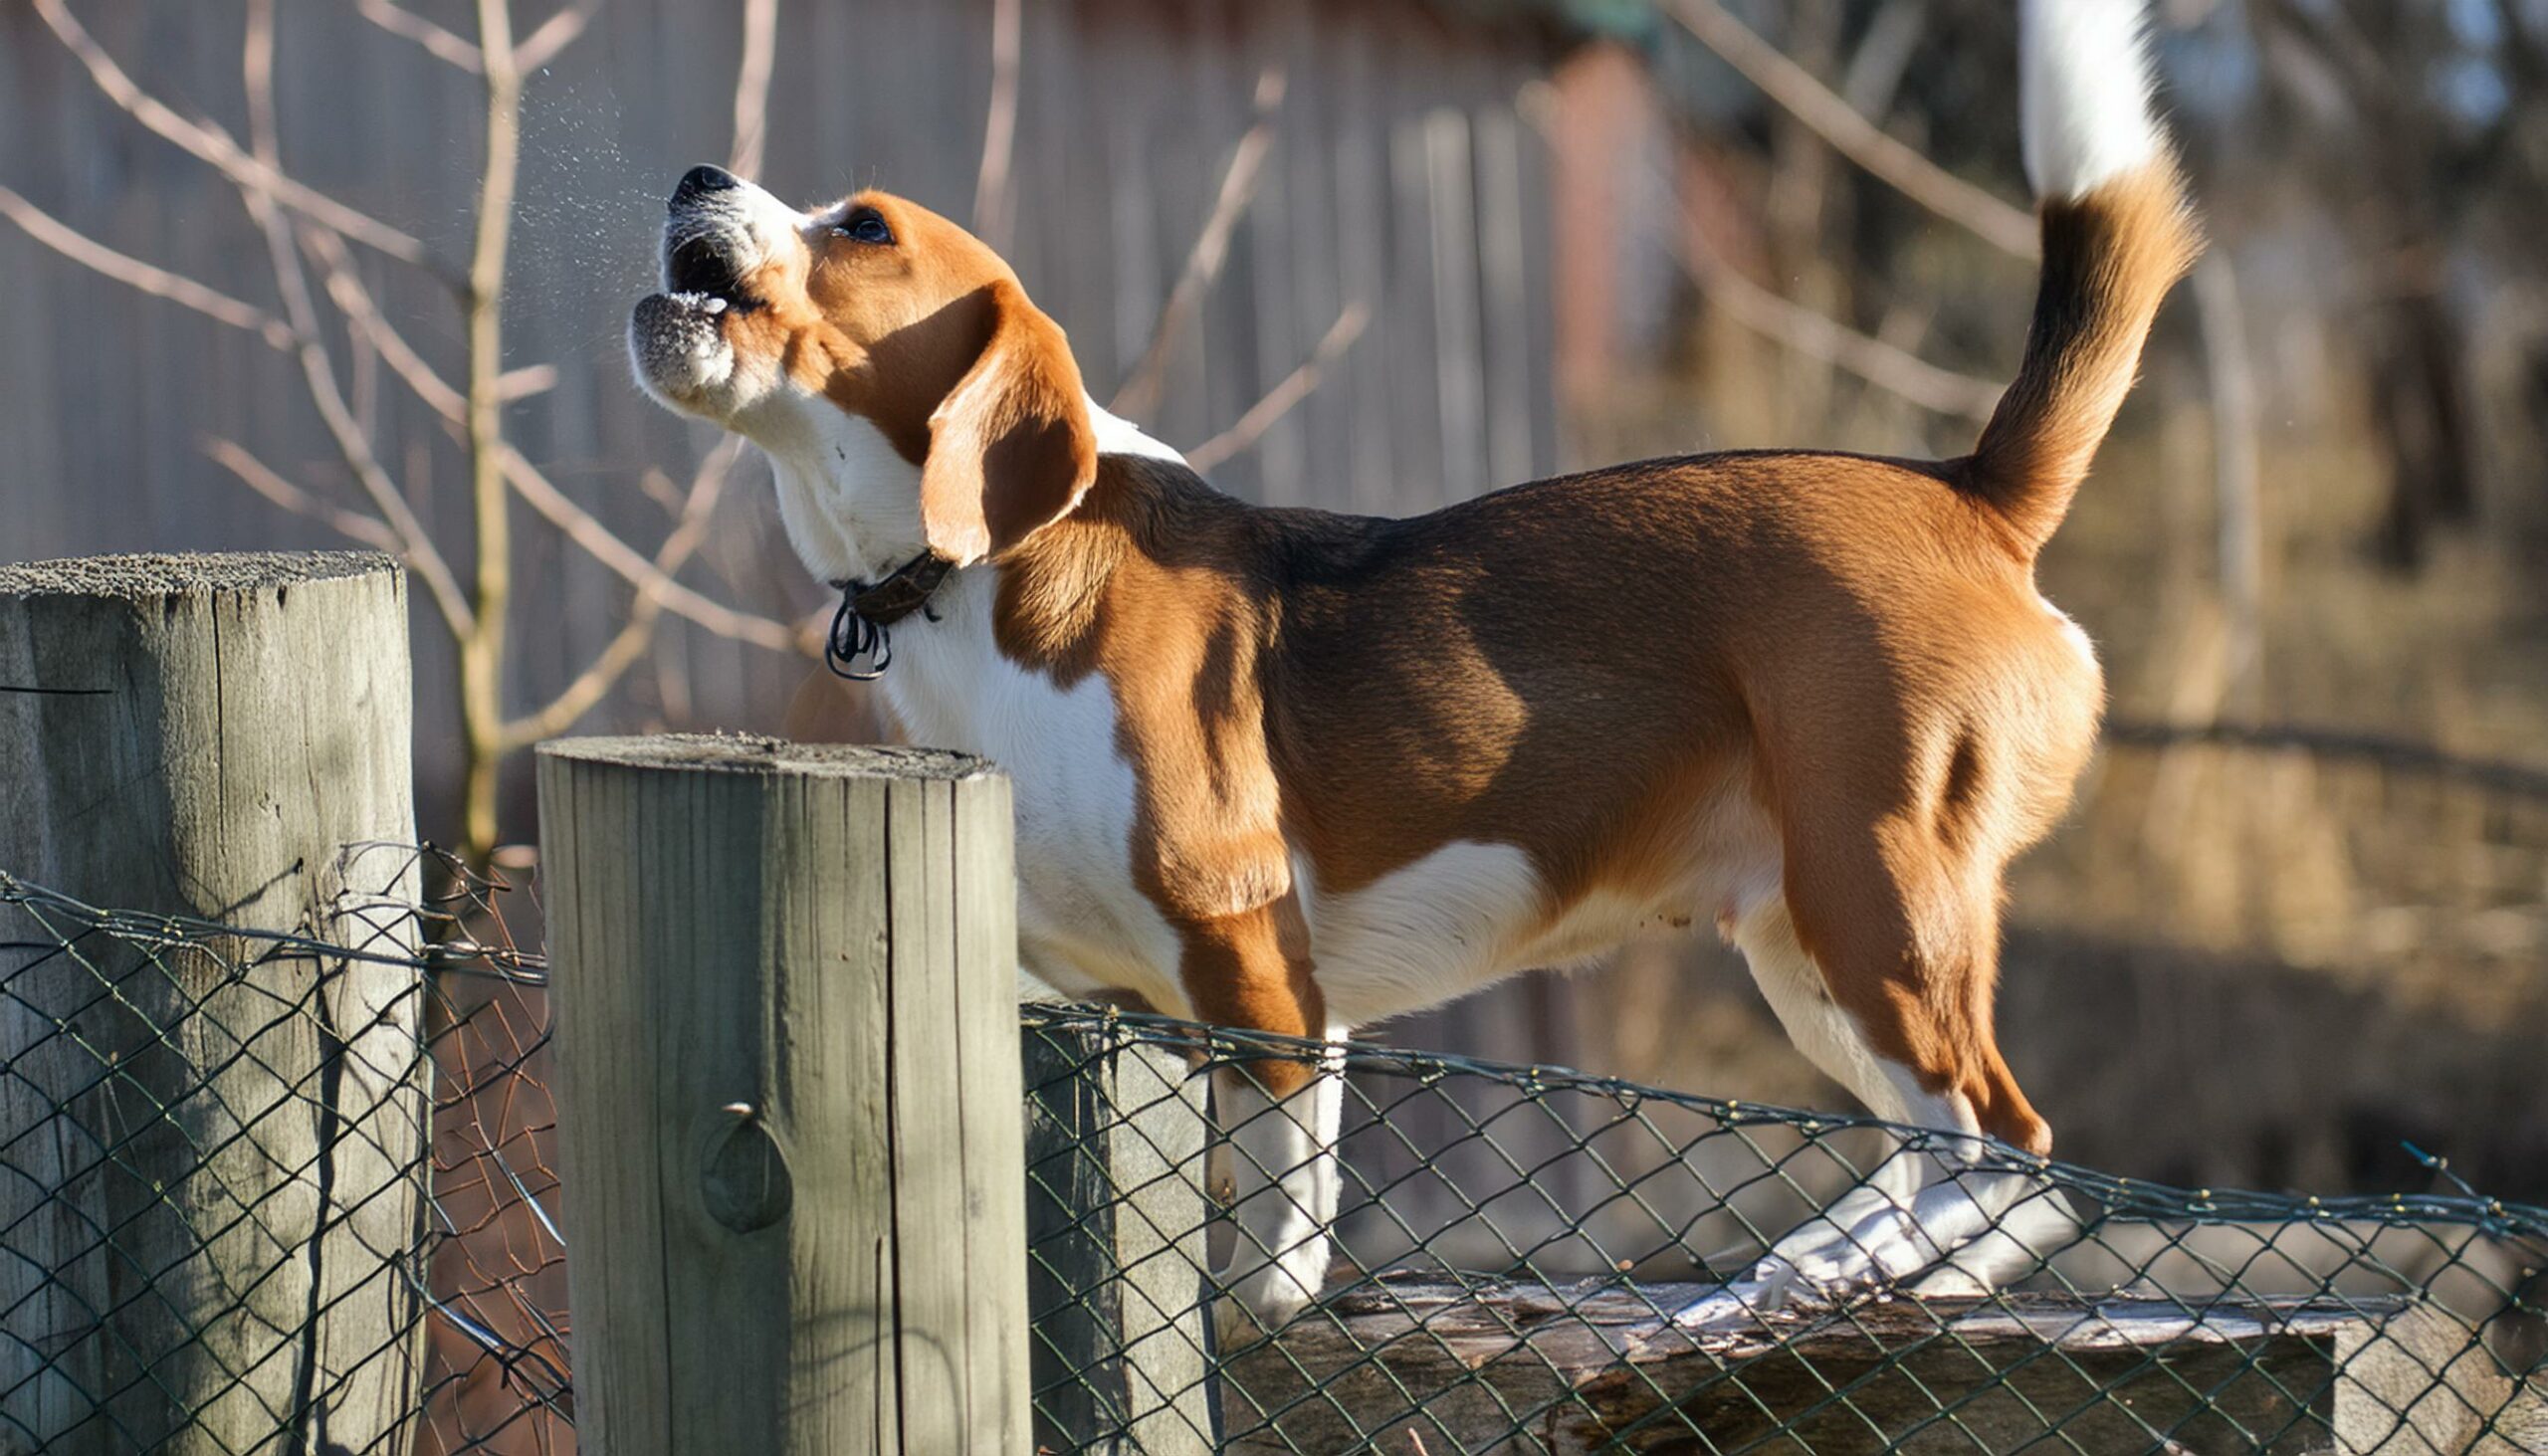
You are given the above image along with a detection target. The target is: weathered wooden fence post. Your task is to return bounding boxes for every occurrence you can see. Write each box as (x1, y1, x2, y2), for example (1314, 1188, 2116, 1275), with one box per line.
(537, 735, 1030, 1454)
(1023, 1021, 1216, 1454)
(0, 550, 426, 1456)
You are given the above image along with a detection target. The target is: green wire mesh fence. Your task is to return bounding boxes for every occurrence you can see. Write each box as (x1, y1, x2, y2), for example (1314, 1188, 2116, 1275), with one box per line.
(1023, 1008, 2548, 1454)
(7, 854, 2544, 1454)
(1, 849, 570, 1456)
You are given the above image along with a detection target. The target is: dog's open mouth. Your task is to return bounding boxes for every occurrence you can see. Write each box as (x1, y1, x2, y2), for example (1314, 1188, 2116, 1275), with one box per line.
(662, 229, 759, 315)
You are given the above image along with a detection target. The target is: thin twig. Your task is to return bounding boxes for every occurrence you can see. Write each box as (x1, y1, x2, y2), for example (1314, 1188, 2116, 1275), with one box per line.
(729, 0, 779, 178)
(1186, 303, 1371, 471)
(1667, 208, 2004, 424)
(499, 363, 557, 400)
(501, 449, 804, 653)
(32, 0, 455, 283)
(501, 438, 745, 747)
(236, 0, 473, 636)
(515, 0, 601, 73)
(0, 184, 295, 351)
(456, 0, 528, 856)
(971, 0, 1023, 252)
(357, 0, 481, 72)
(297, 224, 797, 652)
(202, 438, 406, 555)
(1660, 0, 2039, 261)
(301, 229, 548, 408)
(1110, 66, 1288, 418)
(304, 228, 464, 413)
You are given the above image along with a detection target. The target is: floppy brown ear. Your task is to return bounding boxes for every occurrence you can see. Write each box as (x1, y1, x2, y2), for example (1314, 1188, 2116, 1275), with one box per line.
(920, 281, 1098, 565)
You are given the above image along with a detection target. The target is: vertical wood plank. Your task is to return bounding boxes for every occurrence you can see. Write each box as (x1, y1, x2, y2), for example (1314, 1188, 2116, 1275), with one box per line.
(1424, 102, 1486, 507)
(1474, 100, 1538, 491)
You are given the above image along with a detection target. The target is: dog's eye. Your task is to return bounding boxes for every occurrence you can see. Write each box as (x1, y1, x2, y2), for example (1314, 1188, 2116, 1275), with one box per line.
(833, 210, 894, 246)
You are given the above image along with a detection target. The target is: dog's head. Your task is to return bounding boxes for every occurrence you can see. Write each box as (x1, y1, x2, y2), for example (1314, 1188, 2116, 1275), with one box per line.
(629, 165, 1095, 568)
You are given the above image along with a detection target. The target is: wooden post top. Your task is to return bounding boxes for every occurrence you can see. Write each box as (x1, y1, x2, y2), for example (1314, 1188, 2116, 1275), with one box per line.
(539, 733, 1000, 783)
(0, 549, 396, 598)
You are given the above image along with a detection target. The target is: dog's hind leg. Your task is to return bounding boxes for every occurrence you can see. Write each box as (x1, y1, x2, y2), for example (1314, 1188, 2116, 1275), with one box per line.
(1679, 800, 2075, 1327)
(1713, 900, 1927, 1276)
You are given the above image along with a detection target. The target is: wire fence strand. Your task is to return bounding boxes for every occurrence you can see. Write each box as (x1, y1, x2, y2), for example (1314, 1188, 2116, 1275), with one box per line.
(6, 855, 2544, 1453)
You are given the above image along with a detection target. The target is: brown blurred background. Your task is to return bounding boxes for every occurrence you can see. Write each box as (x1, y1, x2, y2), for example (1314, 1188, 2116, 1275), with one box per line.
(4, 0, 2545, 1219)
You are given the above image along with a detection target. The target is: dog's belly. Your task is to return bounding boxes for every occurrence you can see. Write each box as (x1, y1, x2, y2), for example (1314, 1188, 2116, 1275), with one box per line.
(1301, 791, 1784, 1028)
(891, 571, 1784, 1025)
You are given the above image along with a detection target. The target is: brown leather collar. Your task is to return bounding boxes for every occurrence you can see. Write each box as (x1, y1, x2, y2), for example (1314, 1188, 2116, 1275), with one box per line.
(824, 551, 953, 681)
(846, 550, 953, 627)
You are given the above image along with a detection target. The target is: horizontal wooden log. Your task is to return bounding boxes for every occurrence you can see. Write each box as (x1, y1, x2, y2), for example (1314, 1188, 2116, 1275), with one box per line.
(1222, 1278, 2407, 1454)
(2332, 1300, 2548, 1454)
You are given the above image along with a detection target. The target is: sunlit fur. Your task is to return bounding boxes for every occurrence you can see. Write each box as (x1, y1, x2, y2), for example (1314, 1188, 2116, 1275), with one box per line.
(628, 2, 2199, 1330)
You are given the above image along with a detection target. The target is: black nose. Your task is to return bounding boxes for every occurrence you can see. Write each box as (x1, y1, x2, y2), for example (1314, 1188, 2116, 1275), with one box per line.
(672, 164, 742, 208)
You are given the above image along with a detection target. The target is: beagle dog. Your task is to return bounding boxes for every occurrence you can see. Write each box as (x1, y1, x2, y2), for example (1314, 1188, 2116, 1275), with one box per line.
(631, 0, 2198, 1334)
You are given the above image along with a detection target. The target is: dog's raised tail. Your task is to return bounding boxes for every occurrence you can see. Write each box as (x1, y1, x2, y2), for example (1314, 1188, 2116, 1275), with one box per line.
(1965, 0, 2202, 556)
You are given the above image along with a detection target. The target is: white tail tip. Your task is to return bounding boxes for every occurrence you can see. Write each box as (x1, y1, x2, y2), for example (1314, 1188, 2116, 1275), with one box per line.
(2019, 0, 2164, 201)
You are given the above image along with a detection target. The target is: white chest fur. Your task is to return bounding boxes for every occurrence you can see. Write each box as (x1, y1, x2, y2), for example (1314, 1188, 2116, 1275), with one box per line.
(876, 546, 1190, 1016)
(748, 397, 1194, 1014)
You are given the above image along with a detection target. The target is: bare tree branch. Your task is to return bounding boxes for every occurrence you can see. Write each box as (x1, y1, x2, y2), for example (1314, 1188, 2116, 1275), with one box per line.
(502, 449, 805, 653)
(202, 438, 405, 555)
(452, 0, 528, 851)
(972, 0, 1023, 253)
(357, 0, 481, 72)
(1186, 303, 1371, 471)
(515, 0, 601, 73)
(500, 363, 557, 400)
(1667, 210, 2005, 423)
(0, 185, 296, 350)
(294, 222, 798, 654)
(1839, 0, 1929, 117)
(1660, 0, 2040, 261)
(236, 0, 473, 637)
(501, 438, 745, 747)
(729, 0, 779, 177)
(1110, 66, 1288, 418)
(32, 0, 456, 283)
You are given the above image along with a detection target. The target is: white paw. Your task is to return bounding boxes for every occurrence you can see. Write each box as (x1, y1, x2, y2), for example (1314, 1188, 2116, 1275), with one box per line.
(1215, 1262, 1319, 1348)
(1670, 1267, 1806, 1332)
(1674, 1170, 2074, 1328)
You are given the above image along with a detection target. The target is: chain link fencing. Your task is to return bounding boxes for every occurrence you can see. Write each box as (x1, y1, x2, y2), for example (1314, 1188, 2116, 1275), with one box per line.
(1024, 1008, 2548, 1454)
(6, 851, 2544, 1453)
(2, 848, 569, 1456)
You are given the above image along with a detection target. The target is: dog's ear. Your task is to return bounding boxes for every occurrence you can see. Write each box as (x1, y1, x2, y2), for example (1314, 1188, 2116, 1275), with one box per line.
(920, 281, 1098, 566)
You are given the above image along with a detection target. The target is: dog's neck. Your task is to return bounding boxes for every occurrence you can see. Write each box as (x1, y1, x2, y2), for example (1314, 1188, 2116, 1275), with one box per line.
(755, 391, 1184, 586)
(753, 393, 1201, 735)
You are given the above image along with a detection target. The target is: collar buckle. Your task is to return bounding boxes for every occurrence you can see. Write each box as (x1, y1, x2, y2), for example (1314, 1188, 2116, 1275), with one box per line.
(824, 551, 954, 682)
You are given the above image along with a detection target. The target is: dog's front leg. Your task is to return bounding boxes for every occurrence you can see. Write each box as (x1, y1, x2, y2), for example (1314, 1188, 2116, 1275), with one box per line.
(1211, 1033, 1345, 1345)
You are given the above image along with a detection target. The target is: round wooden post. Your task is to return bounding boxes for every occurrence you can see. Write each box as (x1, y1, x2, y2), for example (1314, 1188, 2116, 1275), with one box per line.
(0, 551, 425, 1455)
(537, 735, 1030, 1455)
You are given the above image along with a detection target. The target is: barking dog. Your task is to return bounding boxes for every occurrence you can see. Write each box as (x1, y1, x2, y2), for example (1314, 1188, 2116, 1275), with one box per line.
(630, 0, 2198, 1335)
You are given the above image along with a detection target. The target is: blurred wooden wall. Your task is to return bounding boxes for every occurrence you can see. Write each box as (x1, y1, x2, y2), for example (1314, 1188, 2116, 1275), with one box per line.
(0, 0, 1564, 839)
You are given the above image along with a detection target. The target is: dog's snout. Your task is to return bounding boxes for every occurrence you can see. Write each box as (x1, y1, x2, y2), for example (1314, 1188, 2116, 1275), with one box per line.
(672, 164, 743, 209)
